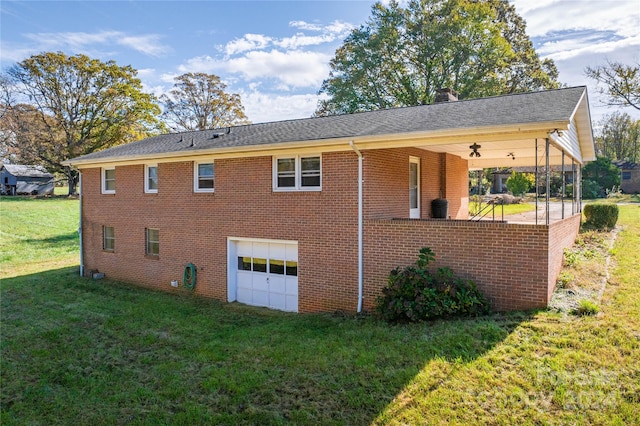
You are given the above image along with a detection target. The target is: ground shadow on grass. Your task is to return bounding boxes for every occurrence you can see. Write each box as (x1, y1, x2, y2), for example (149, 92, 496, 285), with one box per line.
(23, 231, 79, 249)
(1, 267, 534, 426)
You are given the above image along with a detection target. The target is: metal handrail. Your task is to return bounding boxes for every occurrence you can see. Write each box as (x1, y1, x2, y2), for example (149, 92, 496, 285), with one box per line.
(469, 198, 504, 222)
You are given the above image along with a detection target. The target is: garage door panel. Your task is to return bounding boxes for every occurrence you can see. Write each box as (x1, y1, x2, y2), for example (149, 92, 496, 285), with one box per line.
(269, 275, 286, 294)
(286, 295, 298, 312)
(253, 290, 269, 307)
(270, 293, 286, 311)
(285, 278, 298, 296)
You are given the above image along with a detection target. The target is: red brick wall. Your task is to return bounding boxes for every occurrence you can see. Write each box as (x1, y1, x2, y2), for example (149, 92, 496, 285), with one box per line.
(362, 148, 467, 219)
(363, 219, 550, 311)
(362, 215, 581, 311)
(547, 214, 581, 301)
(444, 153, 469, 219)
(81, 145, 576, 314)
(81, 152, 360, 313)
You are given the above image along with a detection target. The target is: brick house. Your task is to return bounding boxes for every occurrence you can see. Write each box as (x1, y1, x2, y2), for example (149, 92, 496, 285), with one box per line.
(65, 87, 595, 313)
(614, 160, 640, 194)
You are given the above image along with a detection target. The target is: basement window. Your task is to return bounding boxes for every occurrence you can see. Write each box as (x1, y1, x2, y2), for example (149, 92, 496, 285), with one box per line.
(145, 228, 159, 257)
(103, 226, 115, 251)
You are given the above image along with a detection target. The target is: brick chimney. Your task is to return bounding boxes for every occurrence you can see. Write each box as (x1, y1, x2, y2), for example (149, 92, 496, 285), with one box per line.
(435, 88, 458, 103)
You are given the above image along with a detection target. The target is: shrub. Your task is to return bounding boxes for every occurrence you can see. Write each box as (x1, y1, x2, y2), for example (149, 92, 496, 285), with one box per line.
(583, 203, 619, 230)
(574, 299, 599, 316)
(506, 172, 533, 197)
(375, 247, 490, 322)
(582, 179, 601, 199)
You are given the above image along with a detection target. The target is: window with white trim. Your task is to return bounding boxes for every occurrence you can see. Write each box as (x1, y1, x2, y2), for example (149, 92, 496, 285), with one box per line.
(194, 161, 214, 192)
(145, 164, 158, 193)
(102, 167, 115, 194)
(146, 228, 159, 257)
(103, 226, 115, 251)
(273, 155, 321, 191)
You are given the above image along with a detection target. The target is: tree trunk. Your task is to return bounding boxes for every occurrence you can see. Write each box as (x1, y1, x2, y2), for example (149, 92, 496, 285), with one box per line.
(66, 168, 79, 196)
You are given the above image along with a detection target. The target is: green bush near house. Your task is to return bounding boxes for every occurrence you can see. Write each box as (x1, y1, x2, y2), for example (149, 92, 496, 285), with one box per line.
(581, 179, 602, 199)
(583, 203, 619, 230)
(376, 247, 490, 322)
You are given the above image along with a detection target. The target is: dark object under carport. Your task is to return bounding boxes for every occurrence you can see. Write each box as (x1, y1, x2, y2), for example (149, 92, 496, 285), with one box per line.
(431, 198, 448, 219)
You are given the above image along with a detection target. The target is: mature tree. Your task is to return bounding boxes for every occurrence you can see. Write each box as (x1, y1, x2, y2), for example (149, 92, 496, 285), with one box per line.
(582, 156, 621, 196)
(595, 111, 640, 163)
(2, 52, 161, 194)
(160, 73, 249, 132)
(316, 0, 558, 115)
(585, 60, 640, 111)
(506, 171, 534, 196)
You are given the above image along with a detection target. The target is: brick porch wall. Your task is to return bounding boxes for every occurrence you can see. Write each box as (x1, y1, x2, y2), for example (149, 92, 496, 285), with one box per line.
(362, 216, 580, 312)
(547, 214, 581, 301)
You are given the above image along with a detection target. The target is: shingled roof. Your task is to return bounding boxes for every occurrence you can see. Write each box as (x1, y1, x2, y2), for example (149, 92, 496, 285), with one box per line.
(1, 164, 54, 178)
(67, 86, 590, 166)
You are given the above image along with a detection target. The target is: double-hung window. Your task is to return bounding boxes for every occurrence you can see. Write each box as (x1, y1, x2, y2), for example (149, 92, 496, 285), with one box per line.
(194, 161, 214, 192)
(103, 226, 115, 251)
(273, 155, 321, 191)
(145, 164, 158, 193)
(146, 228, 159, 257)
(102, 167, 115, 194)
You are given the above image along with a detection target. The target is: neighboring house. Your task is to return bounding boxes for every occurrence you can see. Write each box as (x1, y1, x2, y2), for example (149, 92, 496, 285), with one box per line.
(491, 165, 577, 194)
(0, 164, 55, 196)
(65, 87, 595, 314)
(614, 160, 640, 194)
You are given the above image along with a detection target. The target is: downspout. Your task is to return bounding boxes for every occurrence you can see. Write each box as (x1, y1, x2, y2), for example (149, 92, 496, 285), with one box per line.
(349, 140, 363, 313)
(78, 172, 84, 277)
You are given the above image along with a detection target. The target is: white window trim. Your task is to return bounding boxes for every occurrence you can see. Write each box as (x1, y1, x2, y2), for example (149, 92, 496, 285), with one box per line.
(103, 225, 115, 251)
(194, 160, 215, 193)
(273, 155, 322, 192)
(144, 164, 158, 194)
(101, 167, 115, 194)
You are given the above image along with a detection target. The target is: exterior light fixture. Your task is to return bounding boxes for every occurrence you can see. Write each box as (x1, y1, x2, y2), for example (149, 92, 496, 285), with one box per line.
(507, 152, 515, 160)
(469, 143, 481, 158)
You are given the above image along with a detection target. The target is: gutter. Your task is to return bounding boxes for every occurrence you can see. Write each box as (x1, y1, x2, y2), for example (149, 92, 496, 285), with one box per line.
(349, 141, 364, 313)
(78, 172, 84, 277)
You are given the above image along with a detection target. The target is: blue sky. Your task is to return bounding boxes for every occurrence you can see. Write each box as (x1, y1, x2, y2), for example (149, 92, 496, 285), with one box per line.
(1, 0, 639, 126)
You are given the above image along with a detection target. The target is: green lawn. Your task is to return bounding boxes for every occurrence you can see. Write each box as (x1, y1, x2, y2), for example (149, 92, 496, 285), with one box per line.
(469, 201, 536, 217)
(1, 197, 639, 425)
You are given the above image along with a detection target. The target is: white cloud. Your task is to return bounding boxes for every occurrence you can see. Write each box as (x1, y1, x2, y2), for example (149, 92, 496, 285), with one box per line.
(539, 34, 640, 61)
(225, 50, 330, 89)
(512, 0, 640, 39)
(221, 19, 353, 57)
(177, 55, 222, 74)
(225, 34, 272, 55)
(21, 30, 170, 57)
(275, 33, 336, 50)
(240, 90, 321, 123)
(118, 34, 169, 57)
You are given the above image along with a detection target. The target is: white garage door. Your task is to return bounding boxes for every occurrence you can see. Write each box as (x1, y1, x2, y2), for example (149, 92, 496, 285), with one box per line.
(234, 240, 298, 312)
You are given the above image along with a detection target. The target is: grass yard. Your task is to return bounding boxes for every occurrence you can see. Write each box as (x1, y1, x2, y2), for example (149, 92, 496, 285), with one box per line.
(469, 201, 536, 217)
(1, 197, 639, 425)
